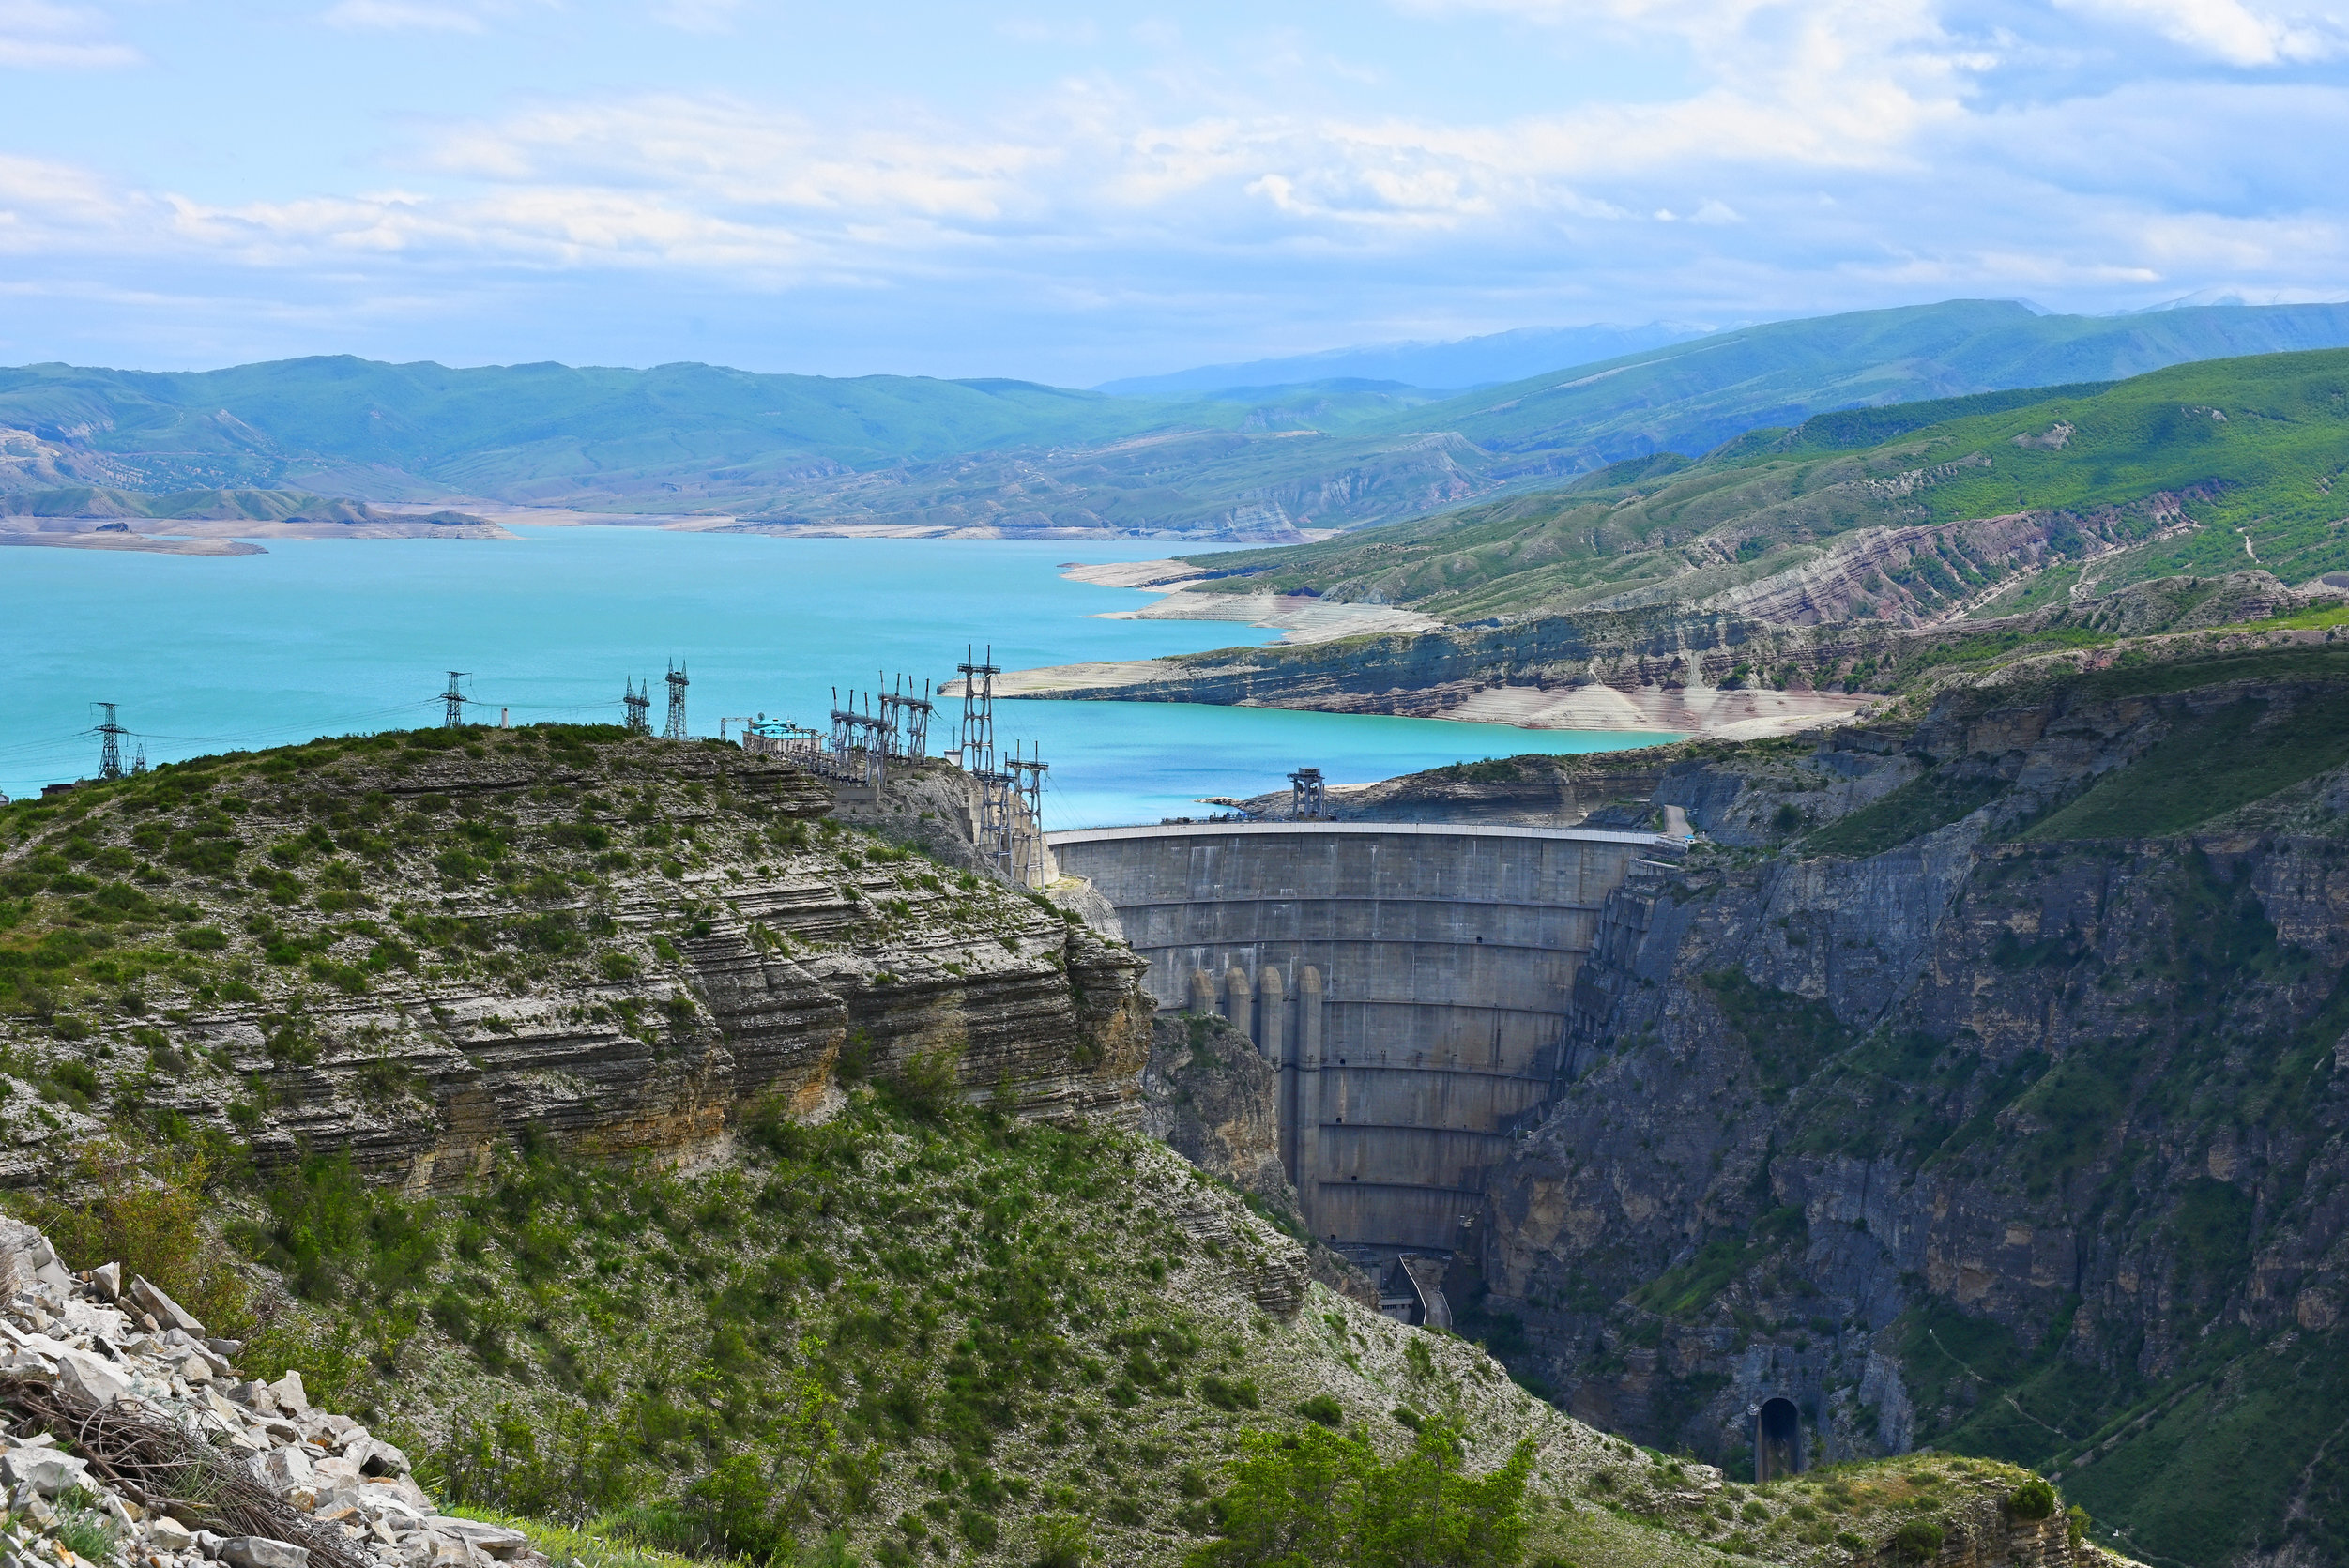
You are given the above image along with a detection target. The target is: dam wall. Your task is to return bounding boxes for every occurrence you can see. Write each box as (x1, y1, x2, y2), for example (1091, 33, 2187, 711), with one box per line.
(1047, 822, 1663, 1256)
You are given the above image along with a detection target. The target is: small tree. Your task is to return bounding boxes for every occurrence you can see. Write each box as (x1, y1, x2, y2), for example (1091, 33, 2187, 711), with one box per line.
(1187, 1418, 1534, 1568)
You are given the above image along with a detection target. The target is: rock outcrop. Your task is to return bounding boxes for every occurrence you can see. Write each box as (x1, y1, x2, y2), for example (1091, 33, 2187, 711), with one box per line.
(0, 730, 1151, 1191)
(0, 1217, 519, 1568)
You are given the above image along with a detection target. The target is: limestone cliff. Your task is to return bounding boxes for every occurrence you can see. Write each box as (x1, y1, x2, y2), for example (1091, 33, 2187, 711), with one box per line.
(1471, 644, 2349, 1568)
(996, 571, 2341, 743)
(0, 728, 1150, 1190)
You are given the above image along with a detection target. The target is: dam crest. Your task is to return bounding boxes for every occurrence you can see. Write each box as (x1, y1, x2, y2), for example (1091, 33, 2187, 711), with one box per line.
(1047, 821, 1669, 1260)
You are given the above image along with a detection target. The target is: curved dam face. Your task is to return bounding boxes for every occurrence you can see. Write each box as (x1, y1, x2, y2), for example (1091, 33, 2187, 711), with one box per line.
(1047, 822, 1663, 1257)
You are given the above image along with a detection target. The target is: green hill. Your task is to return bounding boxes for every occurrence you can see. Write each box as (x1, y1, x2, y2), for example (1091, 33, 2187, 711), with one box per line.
(1182, 346, 2349, 619)
(0, 727, 2102, 1568)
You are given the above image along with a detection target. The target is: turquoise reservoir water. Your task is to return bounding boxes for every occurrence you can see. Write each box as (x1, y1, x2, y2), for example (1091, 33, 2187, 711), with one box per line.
(0, 527, 1672, 826)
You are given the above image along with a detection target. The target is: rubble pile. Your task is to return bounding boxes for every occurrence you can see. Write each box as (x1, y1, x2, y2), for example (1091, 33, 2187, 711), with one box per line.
(0, 1220, 541, 1568)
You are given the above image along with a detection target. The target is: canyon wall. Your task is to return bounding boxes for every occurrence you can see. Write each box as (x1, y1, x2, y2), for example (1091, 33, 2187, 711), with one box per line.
(1471, 657, 2349, 1567)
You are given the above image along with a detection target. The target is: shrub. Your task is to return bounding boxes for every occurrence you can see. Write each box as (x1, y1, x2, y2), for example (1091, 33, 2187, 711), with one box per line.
(957, 1510, 999, 1549)
(1891, 1518, 1946, 1562)
(24, 1136, 252, 1332)
(1030, 1512, 1091, 1567)
(2008, 1478, 2057, 1520)
(882, 1046, 963, 1121)
(1198, 1375, 1259, 1411)
(1297, 1394, 1343, 1427)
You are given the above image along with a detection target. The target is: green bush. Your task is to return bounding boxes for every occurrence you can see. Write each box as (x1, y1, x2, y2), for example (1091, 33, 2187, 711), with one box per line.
(1030, 1512, 1091, 1568)
(25, 1136, 252, 1333)
(1198, 1375, 1260, 1411)
(1188, 1419, 1533, 1568)
(1891, 1518, 1945, 1562)
(1297, 1394, 1343, 1427)
(2008, 1478, 2056, 1520)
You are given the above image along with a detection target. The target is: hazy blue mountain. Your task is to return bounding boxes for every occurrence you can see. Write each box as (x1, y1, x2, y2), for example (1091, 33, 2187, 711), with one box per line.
(1093, 321, 1710, 396)
(6, 297, 2348, 537)
(1362, 297, 2349, 467)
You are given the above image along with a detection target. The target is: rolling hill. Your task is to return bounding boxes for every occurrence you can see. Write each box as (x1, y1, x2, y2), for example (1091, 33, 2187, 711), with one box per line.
(5, 299, 2347, 540)
(1178, 346, 2349, 621)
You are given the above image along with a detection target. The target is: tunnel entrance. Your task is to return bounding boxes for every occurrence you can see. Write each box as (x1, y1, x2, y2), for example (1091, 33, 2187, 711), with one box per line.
(1755, 1397, 1801, 1482)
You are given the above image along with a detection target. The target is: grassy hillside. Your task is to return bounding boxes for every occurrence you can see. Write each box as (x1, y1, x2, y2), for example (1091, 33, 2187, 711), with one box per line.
(0, 359, 1213, 495)
(1183, 346, 2349, 620)
(0, 729, 2114, 1568)
(0, 485, 484, 524)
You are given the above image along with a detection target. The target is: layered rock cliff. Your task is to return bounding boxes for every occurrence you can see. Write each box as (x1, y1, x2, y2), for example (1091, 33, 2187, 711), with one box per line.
(995, 571, 2341, 743)
(0, 728, 1149, 1189)
(1471, 643, 2349, 1568)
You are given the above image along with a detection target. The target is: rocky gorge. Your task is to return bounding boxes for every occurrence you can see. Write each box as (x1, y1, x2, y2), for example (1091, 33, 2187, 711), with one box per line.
(1455, 639, 2349, 1568)
(0, 723, 2129, 1568)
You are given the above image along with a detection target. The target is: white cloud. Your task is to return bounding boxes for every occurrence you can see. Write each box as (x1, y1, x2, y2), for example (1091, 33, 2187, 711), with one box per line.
(2052, 0, 2346, 64)
(651, 0, 750, 34)
(0, 0, 140, 69)
(5, 0, 2349, 375)
(322, 1, 489, 34)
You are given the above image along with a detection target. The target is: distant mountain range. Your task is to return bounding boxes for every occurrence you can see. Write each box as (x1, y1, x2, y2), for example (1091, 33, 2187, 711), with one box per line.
(5, 298, 2348, 540)
(1091, 322, 1713, 397)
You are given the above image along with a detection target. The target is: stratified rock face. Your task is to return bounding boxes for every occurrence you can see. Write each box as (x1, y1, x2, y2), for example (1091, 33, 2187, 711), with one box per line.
(1474, 661, 2349, 1562)
(1140, 1012, 1289, 1201)
(0, 732, 1150, 1189)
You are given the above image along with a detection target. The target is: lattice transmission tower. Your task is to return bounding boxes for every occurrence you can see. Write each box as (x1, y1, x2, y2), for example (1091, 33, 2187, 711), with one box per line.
(664, 662, 690, 741)
(441, 672, 469, 729)
(94, 703, 129, 781)
(622, 678, 652, 736)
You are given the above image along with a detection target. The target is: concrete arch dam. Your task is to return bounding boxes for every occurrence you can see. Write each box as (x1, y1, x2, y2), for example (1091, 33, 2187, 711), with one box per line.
(1046, 822, 1664, 1257)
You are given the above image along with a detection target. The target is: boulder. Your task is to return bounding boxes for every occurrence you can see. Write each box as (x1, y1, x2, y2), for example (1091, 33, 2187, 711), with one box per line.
(47, 1341, 133, 1408)
(91, 1261, 123, 1302)
(220, 1537, 311, 1568)
(350, 1439, 411, 1478)
(150, 1516, 197, 1551)
(128, 1275, 206, 1337)
(313, 1456, 363, 1490)
(426, 1518, 531, 1560)
(0, 1216, 45, 1301)
(0, 1446, 90, 1496)
(226, 1379, 279, 1411)
(269, 1370, 309, 1412)
(258, 1444, 315, 1493)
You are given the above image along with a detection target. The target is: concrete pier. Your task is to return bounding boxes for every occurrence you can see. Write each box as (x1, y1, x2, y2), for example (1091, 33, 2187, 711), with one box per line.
(1047, 821, 1662, 1256)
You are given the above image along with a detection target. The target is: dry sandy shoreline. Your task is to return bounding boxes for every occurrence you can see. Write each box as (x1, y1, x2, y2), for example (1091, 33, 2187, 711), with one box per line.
(986, 650, 1876, 740)
(1058, 557, 1443, 646)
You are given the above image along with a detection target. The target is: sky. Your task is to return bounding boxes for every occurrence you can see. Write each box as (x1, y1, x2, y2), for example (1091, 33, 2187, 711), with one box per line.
(2, 0, 2346, 385)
